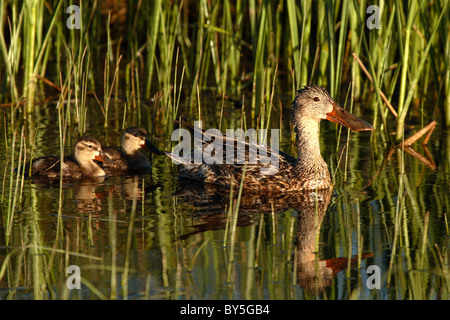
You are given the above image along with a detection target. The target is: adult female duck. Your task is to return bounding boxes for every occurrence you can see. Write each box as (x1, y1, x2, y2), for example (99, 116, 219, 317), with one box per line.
(28, 136, 115, 179)
(166, 85, 374, 192)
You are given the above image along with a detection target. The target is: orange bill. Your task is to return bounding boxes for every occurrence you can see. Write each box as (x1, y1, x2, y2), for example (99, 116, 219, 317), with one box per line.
(95, 151, 116, 167)
(326, 101, 374, 131)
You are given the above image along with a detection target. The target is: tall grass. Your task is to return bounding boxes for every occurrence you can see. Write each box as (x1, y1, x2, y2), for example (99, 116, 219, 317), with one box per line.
(1, 1, 447, 135)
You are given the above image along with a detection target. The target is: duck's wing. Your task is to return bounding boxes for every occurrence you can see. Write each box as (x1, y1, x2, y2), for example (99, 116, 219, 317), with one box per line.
(166, 121, 297, 187)
(102, 146, 124, 161)
(170, 120, 295, 167)
(61, 156, 85, 179)
(30, 156, 61, 177)
(28, 155, 86, 180)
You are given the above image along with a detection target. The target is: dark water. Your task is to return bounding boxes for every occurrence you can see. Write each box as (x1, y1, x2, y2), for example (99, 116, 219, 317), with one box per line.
(0, 96, 448, 300)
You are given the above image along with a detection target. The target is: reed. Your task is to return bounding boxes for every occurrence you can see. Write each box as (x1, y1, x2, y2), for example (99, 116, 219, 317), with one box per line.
(226, 165, 247, 284)
(0, 1, 446, 124)
(0, 0, 449, 301)
(0, 1, 21, 104)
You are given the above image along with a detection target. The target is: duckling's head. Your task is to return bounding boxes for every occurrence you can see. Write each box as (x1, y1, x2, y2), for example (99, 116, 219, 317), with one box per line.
(121, 127, 163, 156)
(74, 136, 115, 176)
(292, 85, 373, 131)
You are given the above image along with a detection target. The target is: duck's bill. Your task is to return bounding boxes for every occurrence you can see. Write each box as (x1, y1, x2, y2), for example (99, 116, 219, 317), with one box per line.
(144, 139, 164, 155)
(95, 152, 116, 167)
(326, 101, 374, 131)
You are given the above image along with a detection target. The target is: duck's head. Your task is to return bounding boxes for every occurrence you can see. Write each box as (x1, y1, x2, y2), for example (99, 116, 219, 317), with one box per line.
(74, 136, 115, 167)
(122, 127, 163, 155)
(292, 85, 374, 131)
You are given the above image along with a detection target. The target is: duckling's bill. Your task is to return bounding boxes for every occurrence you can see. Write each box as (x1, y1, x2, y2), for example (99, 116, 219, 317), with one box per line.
(144, 139, 164, 155)
(95, 151, 116, 167)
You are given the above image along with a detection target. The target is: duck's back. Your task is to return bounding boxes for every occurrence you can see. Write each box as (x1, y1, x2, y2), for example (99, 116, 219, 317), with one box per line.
(102, 146, 128, 170)
(101, 146, 150, 175)
(174, 146, 307, 192)
(29, 156, 83, 179)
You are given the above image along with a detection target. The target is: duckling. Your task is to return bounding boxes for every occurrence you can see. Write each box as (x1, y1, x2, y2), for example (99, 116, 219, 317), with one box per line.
(27, 136, 115, 180)
(101, 127, 163, 174)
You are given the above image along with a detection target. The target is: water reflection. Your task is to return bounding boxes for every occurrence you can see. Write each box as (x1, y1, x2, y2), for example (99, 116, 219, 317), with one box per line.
(75, 181, 105, 214)
(292, 188, 374, 291)
(2, 108, 447, 299)
(30, 174, 149, 216)
(109, 176, 145, 201)
(173, 182, 373, 292)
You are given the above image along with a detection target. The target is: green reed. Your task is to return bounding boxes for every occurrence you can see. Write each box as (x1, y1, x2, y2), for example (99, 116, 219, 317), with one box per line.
(1, 1, 447, 138)
(0, 1, 21, 104)
(0, 0, 449, 301)
(5, 128, 24, 245)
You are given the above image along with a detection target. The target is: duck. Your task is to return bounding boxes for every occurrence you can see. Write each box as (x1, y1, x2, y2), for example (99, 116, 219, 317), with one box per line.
(101, 127, 163, 174)
(27, 136, 115, 180)
(165, 85, 374, 192)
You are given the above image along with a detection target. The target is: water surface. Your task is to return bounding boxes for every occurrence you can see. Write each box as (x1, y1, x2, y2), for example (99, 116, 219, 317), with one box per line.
(0, 96, 448, 300)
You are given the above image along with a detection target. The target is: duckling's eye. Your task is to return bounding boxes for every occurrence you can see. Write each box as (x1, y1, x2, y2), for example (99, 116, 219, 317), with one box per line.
(134, 133, 139, 137)
(313, 97, 320, 102)
(88, 144, 93, 149)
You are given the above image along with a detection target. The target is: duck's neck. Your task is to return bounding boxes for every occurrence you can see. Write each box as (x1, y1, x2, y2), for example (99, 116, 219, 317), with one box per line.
(127, 151, 150, 169)
(122, 143, 137, 156)
(294, 119, 328, 174)
(78, 159, 105, 177)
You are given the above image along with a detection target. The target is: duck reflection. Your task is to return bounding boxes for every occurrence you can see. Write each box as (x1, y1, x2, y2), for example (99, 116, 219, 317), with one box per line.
(28, 175, 109, 214)
(109, 176, 148, 200)
(74, 177, 109, 214)
(292, 188, 373, 291)
(74, 176, 151, 215)
(174, 182, 372, 292)
(107, 175, 161, 201)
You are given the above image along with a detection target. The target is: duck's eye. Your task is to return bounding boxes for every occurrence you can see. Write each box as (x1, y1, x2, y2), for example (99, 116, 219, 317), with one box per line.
(134, 133, 139, 137)
(313, 97, 320, 102)
(88, 145, 93, 149)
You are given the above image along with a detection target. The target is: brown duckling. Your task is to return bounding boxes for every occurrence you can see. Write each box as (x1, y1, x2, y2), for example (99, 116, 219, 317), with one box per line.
(165, 85, 374, 192)
(27, 136, 115, 180)
(101, 127, 163, 174)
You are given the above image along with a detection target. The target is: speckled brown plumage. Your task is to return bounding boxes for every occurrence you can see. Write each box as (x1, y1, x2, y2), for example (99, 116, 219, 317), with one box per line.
(166, 85, 373, 192)
(27, 136, 115, 180)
